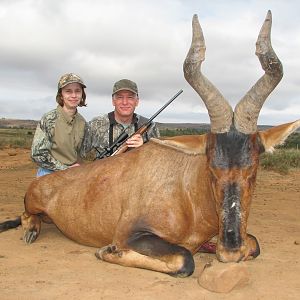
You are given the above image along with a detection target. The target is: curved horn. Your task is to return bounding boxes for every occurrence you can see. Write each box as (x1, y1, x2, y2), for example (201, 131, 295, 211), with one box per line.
(183, 14, 233, 133)
(234, 10, 283, 134)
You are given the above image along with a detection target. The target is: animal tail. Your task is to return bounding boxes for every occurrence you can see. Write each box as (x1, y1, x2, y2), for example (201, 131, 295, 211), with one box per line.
(0, 216, 21, 233)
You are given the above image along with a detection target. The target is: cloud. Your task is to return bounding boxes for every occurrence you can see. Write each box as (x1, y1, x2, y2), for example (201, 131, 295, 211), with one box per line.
(0, 0, 299, 125)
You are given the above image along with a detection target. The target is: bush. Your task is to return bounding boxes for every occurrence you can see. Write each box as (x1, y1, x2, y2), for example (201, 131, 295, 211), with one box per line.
(279, 132, 300, 149)
(160, 128, 208, 137)
(260, 149, 300, 174)
(0, 128, 34, 149)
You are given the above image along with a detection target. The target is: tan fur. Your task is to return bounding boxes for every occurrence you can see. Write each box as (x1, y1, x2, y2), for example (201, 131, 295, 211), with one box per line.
(23, 139, 217, 250)
(19, 121, 299, 274)
(258, 120, 300, 152)
(96, 246, 185, 274)
(152, 135, 207, 155)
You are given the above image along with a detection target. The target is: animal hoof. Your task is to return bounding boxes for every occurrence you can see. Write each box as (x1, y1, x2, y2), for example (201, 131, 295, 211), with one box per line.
(23, 230, 38, 244)
(95, 248, 104, 260)
(95, 245, 117, 260)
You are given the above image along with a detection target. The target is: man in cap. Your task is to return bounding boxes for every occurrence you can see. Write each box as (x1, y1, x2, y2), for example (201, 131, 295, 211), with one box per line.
(31, 73, 87, 176)
(83, 79, 160, 159)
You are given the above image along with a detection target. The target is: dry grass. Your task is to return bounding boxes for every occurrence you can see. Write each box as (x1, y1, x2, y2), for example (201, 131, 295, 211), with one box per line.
(0, 128, 34, 149)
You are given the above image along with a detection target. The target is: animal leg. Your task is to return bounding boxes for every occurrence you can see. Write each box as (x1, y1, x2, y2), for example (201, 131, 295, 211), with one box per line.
(21, 211, 41, 244)
(95, 234, 195, 277)
(0, 217, 21, 232)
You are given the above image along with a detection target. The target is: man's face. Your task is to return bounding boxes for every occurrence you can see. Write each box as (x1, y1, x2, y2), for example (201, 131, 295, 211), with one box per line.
(112, 90, 139, 118)
(61, 82, 83, 110)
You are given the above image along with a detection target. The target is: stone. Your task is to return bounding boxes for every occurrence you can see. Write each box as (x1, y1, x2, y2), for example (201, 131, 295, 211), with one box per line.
(198, 260, 250, 293)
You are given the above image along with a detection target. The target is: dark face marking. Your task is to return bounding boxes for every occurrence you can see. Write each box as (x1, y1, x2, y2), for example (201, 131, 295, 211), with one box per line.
(206, 129, 263, 251)
(222, 183, 242, 249)
(211, 130, 254, 169)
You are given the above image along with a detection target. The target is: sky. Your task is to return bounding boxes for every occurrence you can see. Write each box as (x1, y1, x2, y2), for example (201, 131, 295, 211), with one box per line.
(0, 0, 299, 125)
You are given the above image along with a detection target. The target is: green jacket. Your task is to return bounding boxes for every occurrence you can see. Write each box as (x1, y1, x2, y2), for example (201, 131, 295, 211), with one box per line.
(82, 112, 160, 159)
(31, 106, 87, 170)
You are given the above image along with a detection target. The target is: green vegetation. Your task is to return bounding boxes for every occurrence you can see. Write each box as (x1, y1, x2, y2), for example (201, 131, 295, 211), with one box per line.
(260, 149, 300, 174)
(278, 132, 300, 149)
(0, 128, 35, 149)
(160, 128, 208, 136)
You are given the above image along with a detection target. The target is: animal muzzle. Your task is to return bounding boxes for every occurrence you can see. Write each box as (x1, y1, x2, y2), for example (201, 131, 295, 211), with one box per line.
(216, 246, 245, 263)
(216, 234, 260, 262)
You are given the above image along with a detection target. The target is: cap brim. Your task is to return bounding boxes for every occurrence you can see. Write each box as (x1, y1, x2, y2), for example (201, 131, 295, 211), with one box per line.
(60, 80, 86, 89)
(113, 88, 138, 95)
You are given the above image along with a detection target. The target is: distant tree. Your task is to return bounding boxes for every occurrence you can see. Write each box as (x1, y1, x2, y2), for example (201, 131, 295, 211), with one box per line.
(160, 128, 208, 137)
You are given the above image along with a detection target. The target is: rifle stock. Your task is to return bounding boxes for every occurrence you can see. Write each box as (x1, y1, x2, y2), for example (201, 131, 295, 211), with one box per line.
(110, 123, 150, 156)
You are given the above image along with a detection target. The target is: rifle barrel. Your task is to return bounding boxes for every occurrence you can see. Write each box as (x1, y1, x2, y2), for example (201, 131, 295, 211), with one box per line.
(147, 89, 183, 124)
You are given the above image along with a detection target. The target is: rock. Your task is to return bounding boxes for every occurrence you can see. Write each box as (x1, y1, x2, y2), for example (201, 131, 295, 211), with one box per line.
(294, 240, 299, 245)
(198, 260, 250, 293)
(7, 151, 17, 156)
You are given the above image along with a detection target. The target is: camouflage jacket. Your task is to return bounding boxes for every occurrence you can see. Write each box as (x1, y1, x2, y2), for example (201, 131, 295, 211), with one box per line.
(82, 112, 160, 159)
(31, 107, 87, 170)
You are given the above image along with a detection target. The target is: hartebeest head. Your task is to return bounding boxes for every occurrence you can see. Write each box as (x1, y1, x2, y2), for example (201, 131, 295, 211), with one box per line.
(184, 11, 286, 262)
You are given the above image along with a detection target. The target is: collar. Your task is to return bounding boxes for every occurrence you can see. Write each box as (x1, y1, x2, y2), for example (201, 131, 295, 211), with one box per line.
(108, 111, 138, 126)
(57, 105, 76, 125)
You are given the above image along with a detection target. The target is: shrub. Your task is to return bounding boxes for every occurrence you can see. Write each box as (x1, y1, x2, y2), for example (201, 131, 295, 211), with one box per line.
(260, 149, 300, 174)
(0, 128, 34, 149)
(279, 132, 300, 149)
(160, 128, 208, 137)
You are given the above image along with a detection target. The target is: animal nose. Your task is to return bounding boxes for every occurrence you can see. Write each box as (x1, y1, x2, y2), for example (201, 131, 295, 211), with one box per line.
(216, 249, 244, 263)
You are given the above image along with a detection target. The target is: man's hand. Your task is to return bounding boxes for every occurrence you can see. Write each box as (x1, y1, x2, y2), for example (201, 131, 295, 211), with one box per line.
(69, 163, 81, 168)
(126, 134, 143, 148)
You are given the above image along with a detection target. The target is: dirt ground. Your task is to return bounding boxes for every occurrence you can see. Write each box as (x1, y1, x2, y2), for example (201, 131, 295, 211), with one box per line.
(0, 148, 299, 300)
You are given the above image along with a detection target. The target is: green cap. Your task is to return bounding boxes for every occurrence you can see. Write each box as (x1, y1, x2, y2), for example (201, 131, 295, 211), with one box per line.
(58, 73, 86, 90)
(112, 79, 138, 95)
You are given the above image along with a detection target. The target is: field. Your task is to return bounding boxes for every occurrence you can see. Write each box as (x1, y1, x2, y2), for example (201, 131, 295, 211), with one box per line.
(0, 128, 35, 149)
(0, 148, 299, 300)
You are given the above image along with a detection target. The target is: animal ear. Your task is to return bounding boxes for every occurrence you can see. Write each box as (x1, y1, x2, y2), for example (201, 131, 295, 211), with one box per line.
(258, 120, 300, 152)
(153, 135, 208, 154)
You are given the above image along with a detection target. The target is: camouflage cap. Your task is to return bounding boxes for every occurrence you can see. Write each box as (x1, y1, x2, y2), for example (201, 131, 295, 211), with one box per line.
(112, 79, 138, 95)
(58, 73, 86, 90)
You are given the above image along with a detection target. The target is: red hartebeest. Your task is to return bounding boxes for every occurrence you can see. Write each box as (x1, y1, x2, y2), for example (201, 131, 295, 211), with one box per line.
(1, 11, 299, 277)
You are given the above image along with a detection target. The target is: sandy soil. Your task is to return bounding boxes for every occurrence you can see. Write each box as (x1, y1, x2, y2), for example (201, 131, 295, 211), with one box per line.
(0, 148, 299, 300)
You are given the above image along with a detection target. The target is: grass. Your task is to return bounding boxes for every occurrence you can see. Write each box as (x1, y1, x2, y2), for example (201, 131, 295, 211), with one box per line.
(260, 149, 300, 174)
(0, 128, 34, 149)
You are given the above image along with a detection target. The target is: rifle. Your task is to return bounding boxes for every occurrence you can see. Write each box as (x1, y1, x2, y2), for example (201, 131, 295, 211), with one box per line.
(95, 89, 183, 159)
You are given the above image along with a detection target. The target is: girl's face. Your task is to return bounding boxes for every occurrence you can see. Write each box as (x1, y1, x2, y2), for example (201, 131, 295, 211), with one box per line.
(61, 83, 83, 110)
